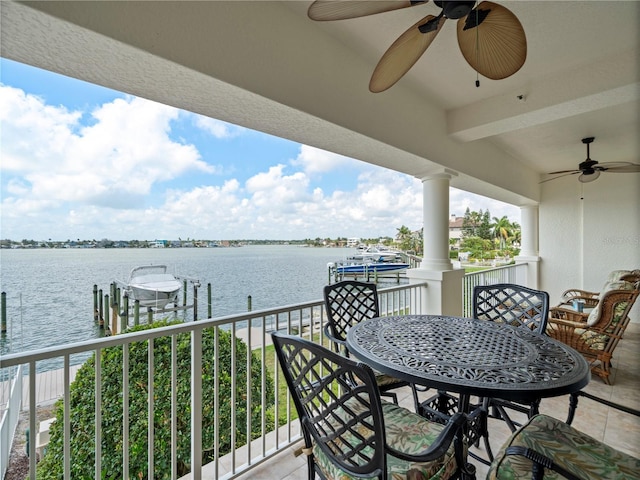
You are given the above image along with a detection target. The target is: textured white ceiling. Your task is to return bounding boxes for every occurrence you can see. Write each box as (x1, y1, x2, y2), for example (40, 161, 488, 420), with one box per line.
(2, 1, 638, 206)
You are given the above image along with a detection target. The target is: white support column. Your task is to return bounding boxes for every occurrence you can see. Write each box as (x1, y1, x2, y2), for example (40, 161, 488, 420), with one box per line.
(421, 172, 454, 271)
(407, 170, 464, 316)
(515, 204, 541, 288)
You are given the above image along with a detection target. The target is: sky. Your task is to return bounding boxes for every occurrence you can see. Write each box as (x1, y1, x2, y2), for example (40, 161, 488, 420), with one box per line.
(0, 58, 519, 242)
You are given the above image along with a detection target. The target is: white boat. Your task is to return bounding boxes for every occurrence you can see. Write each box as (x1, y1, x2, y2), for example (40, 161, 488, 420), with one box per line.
(348, 245, 401, 263)
(122, 265, 181, 308)
(328, 261, 410, 278)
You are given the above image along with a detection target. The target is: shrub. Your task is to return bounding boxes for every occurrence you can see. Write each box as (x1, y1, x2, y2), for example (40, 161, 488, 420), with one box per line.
(37, 321, 274, 479)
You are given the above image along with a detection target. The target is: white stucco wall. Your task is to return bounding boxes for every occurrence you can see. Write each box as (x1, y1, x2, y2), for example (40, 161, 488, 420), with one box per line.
(540, 173, 640, 323)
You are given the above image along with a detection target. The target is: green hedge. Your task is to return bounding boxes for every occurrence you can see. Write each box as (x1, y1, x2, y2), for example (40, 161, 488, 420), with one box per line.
(37, 321, 274, 479)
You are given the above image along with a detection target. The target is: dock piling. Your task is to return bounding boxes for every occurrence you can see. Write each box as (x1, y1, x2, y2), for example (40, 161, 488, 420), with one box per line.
(193, 284, 198, 321)
(1, 291, 6, 334)
(134, 300, 140, 326)
(93, 285, 99, 322)
(99, 290, 104, 328)
(121, 294, 129, 332)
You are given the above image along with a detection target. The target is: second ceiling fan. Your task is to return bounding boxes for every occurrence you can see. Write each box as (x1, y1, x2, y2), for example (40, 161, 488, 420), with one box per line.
(307, 0, 527, 92)
(541, 137, 640, 184)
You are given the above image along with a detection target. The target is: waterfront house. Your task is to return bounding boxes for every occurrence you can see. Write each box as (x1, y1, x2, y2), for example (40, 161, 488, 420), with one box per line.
(1, 2, 638, 479)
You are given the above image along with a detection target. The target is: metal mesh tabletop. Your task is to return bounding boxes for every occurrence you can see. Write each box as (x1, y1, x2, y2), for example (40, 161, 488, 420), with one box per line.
(347, 315, 590, 402)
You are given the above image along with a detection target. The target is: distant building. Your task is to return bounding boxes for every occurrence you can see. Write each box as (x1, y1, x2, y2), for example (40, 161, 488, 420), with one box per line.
(449, 215, 464, 249)
(152, 240, 166, 248)
(346, 237, 360, 248)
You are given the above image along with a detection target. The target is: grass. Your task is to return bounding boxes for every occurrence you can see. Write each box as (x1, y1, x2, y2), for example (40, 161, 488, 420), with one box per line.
(263, 332, 337, 426)
(464, 266, 493, 273)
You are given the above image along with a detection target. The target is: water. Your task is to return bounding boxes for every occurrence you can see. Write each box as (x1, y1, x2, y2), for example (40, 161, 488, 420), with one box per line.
(0, 245, 385, 360)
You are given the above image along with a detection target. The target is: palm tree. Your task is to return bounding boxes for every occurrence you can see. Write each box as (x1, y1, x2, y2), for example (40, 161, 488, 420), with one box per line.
(491, 216, 512, 250)
(396, 225, 414, 252)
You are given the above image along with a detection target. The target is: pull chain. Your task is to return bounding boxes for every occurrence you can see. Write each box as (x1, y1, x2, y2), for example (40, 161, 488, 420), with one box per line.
(475, 2, 480, 87)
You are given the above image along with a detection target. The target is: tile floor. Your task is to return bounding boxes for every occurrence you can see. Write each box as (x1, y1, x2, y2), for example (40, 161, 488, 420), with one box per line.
(236, 323, 640, 480)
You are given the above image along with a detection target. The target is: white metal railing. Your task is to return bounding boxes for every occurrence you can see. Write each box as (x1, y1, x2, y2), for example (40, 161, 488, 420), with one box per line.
(0, 364, 23, 479)
(462, 263, 528, 316)
(0, 282, 427, 480)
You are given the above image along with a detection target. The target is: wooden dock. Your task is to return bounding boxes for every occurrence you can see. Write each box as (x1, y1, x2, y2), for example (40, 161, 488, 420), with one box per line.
(0, 365, 82, 412)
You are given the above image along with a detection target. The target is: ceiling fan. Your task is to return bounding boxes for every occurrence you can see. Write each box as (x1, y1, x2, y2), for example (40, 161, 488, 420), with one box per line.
(541, 137, 640, 184)
(307, 0, 527, 92)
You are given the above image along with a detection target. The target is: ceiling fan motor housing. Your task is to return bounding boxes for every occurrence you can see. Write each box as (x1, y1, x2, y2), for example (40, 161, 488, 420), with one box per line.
(435, 0, 475, 19)
(579, 159, 599, 174)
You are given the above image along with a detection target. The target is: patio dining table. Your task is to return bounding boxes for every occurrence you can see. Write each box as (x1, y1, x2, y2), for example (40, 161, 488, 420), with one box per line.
(345, 314, 591, 463)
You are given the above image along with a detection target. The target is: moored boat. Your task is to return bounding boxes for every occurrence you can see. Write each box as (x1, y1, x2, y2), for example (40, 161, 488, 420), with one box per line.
(348, 245, 402, 263)
(119, 265, 182, 308)
(328, 261, 410, 277)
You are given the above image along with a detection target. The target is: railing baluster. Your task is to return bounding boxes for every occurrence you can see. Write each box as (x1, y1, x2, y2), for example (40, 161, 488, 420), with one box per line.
(191, 329, 203, 480)
(28, 361, 36, 480)
(63, 356, 71, 480)
(214, 326, 220, 480)
(148, 339, 154, 479)
(171, 334, 177, 480)
(246, 318, 252, 465)
(95, 348, 102, 479)
(231, 323, 236, 473)
(123, 344, 129, 479)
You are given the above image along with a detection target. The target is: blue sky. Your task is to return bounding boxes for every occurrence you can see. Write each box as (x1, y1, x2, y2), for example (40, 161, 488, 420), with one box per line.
(1, 58, 519, 241)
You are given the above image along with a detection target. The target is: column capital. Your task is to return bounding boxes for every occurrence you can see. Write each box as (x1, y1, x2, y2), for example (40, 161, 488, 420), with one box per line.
(415, 167, 458, 182)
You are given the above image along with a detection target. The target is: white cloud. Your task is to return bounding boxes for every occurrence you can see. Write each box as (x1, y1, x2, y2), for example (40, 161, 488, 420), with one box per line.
(1, 87, 215, 218)
(290, 145, 356, 175)
(1, 85, 520, 241)
(193, 116, 245, 138)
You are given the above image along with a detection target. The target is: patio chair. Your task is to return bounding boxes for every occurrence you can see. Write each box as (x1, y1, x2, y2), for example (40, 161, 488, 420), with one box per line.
(270, 332, 475, 480)
(558, 269, 639, 308)
(546, 278, 639, 384)
(323, 280, 417, 407)
(488, 390, 640, 479)
(471, 284, 550, 432)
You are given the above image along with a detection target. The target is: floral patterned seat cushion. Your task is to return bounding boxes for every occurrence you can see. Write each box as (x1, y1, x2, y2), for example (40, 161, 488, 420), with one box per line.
(488, 414, 640, 480)
(313, 401, 459, 480)
(374, 371, 406, 387)
(586, 280, 634, 327)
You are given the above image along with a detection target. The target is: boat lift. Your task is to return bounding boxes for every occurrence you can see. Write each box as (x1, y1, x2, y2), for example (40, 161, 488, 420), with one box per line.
(97, 274, 202, 335)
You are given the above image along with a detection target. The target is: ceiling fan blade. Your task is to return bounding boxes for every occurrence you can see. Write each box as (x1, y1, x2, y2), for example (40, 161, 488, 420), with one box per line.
(308, 1, 426, 21)
(369, 14, 445, 93)
(547, 169, 580, 175)
(597, 162, 640, 173)
(456, 1, 527, 80)
(539, 172, 580, 184)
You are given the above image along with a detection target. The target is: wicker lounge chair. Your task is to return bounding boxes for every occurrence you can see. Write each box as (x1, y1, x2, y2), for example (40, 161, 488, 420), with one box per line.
(558, 269, 639, 309)
(546, 278, 639, 384)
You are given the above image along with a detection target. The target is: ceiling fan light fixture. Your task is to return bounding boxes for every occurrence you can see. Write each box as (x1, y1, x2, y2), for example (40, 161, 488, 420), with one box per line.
(578, 170, 600, 183)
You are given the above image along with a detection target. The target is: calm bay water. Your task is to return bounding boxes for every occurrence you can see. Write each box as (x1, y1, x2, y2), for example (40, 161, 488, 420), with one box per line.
(0, 245, 358, 359)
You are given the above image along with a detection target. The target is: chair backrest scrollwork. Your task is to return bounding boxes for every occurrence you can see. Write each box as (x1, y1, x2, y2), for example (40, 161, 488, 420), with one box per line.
(473, 283, 550, 334)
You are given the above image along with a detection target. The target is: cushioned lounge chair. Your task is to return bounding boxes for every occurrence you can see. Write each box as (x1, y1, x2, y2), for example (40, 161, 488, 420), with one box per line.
(547, 278, 639, 384)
